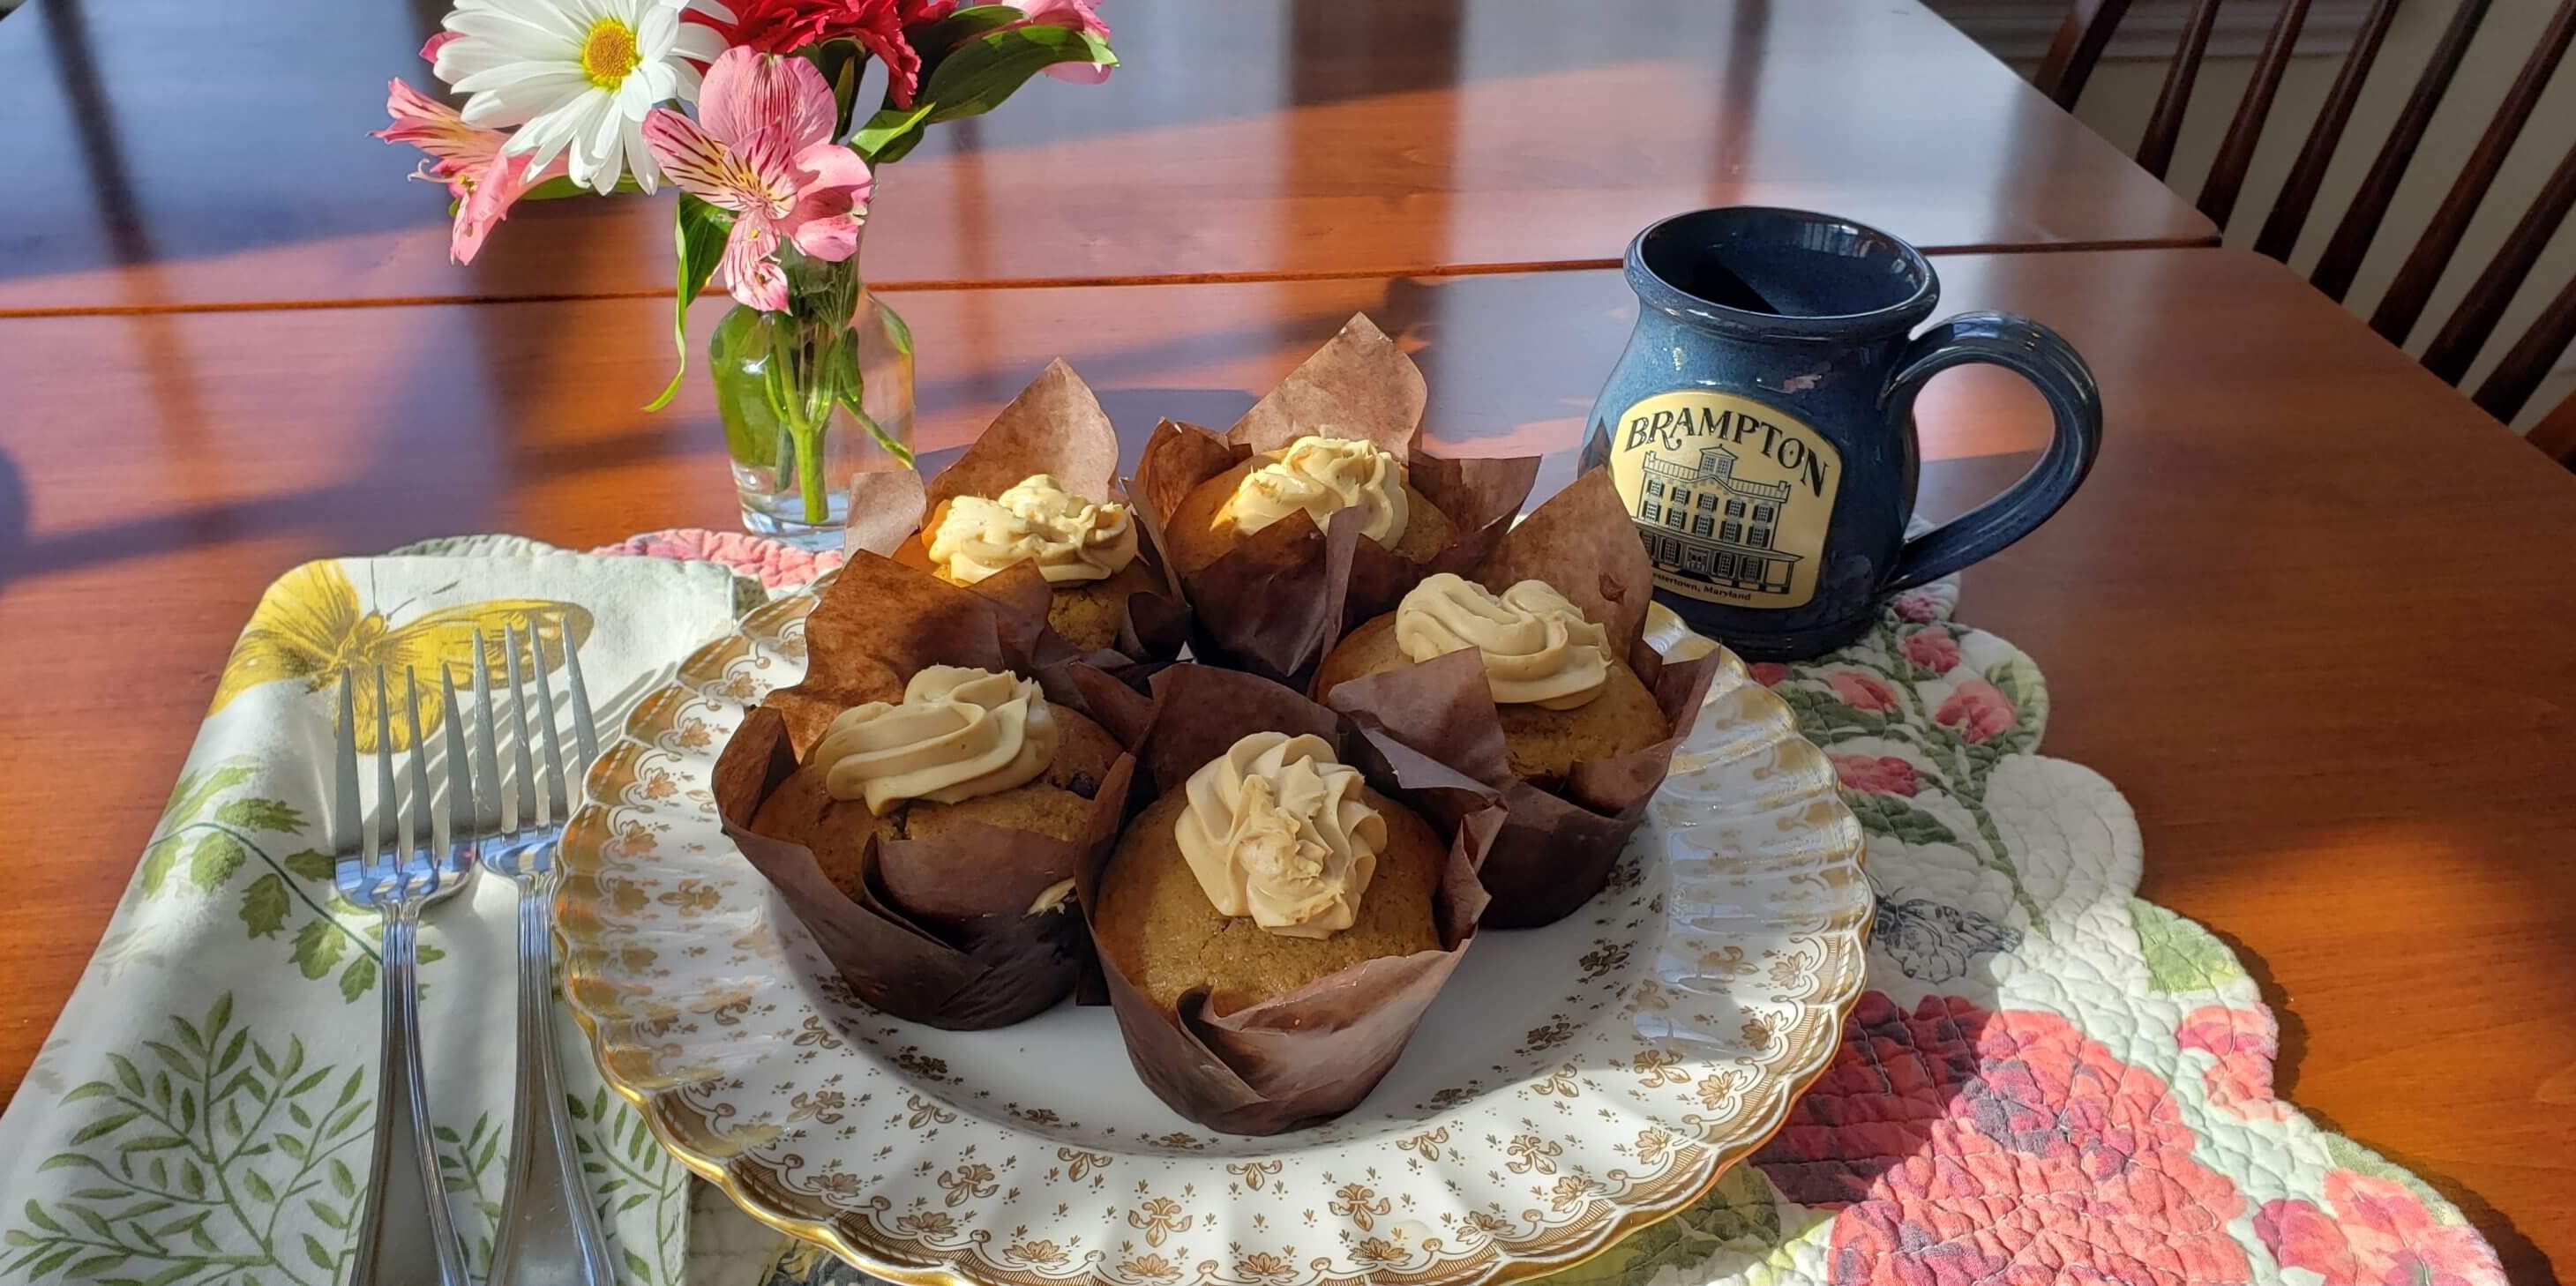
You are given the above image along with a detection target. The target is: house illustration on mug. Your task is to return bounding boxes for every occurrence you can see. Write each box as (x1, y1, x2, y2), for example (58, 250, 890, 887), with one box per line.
(1636, 446, 1804, 595)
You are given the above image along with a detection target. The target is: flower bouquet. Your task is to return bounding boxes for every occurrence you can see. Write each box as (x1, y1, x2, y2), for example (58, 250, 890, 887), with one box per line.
(378, 0, 1117, 543)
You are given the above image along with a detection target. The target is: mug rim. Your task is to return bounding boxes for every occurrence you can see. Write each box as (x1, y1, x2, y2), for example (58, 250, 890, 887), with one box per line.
(1624, 206, 1940, 340)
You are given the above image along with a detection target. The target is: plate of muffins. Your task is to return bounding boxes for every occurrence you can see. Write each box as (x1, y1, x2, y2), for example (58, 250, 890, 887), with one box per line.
(557, 318, 1872, 1286)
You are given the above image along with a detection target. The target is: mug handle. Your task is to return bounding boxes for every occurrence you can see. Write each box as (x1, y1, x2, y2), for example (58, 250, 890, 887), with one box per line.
(1880, 311, 2104, 594)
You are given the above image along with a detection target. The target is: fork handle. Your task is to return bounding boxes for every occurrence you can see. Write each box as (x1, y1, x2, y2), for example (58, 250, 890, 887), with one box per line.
(489, 876, 617, 1286)
(350, 909, 471, 1286)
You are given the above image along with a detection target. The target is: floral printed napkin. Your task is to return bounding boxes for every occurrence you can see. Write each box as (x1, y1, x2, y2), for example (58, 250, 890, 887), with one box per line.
(741, 572, 2510, 1286)
(0, 545, 745, 1286)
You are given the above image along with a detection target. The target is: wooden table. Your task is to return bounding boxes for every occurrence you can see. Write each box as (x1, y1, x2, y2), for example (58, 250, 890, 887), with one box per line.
(2, 250, 2571, 1277)
(0, 0, 2218, 315)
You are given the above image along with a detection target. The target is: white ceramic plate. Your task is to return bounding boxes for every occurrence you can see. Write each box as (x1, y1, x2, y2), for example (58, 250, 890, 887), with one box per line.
(558, 587, 1868, 1286)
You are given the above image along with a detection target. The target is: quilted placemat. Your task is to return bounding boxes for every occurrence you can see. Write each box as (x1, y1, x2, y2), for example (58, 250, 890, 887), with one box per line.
(734, 571, 2512, 1286)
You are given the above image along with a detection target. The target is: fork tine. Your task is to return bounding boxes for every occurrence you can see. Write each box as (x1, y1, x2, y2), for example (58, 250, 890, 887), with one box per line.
(505, 623, 539, 834)
(333, 669, 362, 857)
(532, 628, 570, 829)
(373, 667, 400, 862)
(472, 629, 507, 834)
(440, 668, 475, 853)
(403, 668, 437, 859)
(559, 610, 599, 779)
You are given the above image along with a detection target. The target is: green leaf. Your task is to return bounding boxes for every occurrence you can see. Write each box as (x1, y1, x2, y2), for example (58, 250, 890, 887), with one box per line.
(302, 1235, 333, 1272)
(858, 21, 1115, 165)
(213, 1028, 248, 1075)
(70, 1112, 139, 1145)
(622, 1249, 653, 1280)
(2128, 900, 2246, 994)
(329, 1160, 357, 1200)
(282, 850, 334, 883)
(241, 1170, 276, 1204)
(416, 942, 446, 966)
(31, 1246, 82, 1278)
(162, 766, 253, 826)
(1844, 792, 1961, 849)
(61, 1082, 116, 1104)
(109, 1055, 146, 1098)
(185, 834, 246, 893)
(290, 920, 344, 981)
(1, 1229, 33, 1247)
(519, 174, 643, 201)
(213, 798, 305, 834)
(137, 838, 183, 898)
(339, 955, 378, 1003)
(45, 1160, 103, 1178)
(177, 1159, 204, 1198)
(236, 874, 292, 944)
(274, 1136, 308, 1163)
(66, 1252, 128, 1279)
(120, 1136, 190, 1155)
(644, 194, 736, 413)
(850, 102, 936, 161)
(67, 1206, 112, 1237)
(307, 1200, 348, 1231)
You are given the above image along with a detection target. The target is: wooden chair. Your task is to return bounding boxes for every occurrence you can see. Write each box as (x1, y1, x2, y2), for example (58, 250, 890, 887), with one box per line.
(2035, 0, 2576, 462)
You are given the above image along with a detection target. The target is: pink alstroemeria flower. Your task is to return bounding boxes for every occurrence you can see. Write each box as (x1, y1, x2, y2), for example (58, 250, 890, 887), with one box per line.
(640, 48, 872, 313)
(1007, 0, 1112, 83)
(374, 35, 567, 265)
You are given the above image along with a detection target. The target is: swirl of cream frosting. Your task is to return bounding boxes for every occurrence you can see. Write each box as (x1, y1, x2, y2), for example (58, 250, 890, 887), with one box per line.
(815, 666, 1060, 812)
(1227, 436, 1410, 546)
(1395, 573, 1611, 710)
(1174, 732, 1386, 938)
(927, 475, 1139, 586)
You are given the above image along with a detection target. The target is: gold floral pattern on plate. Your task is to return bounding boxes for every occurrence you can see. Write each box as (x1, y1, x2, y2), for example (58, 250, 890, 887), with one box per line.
(558, 583, 1869, 1286)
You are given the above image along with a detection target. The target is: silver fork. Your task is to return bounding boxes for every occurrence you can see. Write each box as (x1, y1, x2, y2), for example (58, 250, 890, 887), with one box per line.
(335, 666, 474, 1286)
(474, 619, 614, 1286)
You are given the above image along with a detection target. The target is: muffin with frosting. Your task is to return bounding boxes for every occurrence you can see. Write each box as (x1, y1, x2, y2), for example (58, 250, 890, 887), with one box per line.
(844, 358, 1186, 662)
(1071, 662, 1497, 1135)
(1161, 436, 1457, 579)
(1313, 573, 1668, 782)
(1311, 469, 1720, 930)
(1094, 731, 1446, 1014)
(749, 664, 1125, 923)
(1129, 317, 1540, 684)
(923, 474, 1163, 652)
(714, 551, 1138, 1030)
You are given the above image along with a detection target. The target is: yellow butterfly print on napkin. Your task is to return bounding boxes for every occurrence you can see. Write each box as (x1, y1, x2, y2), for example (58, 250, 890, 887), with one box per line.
(213, 562, 596, 751)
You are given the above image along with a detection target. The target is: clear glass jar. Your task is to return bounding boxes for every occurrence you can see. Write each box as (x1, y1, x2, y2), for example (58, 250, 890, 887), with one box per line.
(708, 251, 915, 548)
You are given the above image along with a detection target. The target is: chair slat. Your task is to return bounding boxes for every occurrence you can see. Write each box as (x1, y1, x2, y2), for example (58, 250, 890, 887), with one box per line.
(2423, 142, 2576, 384)
(2369, 0, 2576, 344)
(2254, 0, 2402, 260)
(2471, 267, 2576, 423)
(2199, 0, 2315, 228)
(2035, 0, 2137, 109)
(2311, 0, 2495, 301)
(2527, 388, 2576, 467)
(2139, 0, 2226, 180)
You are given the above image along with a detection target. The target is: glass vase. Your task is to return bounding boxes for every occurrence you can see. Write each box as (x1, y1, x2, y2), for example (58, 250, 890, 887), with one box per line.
(708, 251, 916, 549)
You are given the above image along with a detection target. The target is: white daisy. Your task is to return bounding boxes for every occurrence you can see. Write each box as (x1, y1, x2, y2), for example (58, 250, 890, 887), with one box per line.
(432, 0, 730, 194)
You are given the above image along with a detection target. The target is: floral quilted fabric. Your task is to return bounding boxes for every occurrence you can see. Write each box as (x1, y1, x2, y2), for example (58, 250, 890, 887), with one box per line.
(754, 576, 2509, 1286)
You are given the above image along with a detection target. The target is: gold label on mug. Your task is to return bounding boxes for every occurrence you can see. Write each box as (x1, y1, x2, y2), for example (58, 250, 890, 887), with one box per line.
(1606, 391, 1841, 610)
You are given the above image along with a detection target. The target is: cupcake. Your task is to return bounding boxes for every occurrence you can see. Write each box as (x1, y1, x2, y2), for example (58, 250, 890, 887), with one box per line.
(846, 358, 1187, 662)
(1095, 732, 1447, 1015)
(1072, 663, 1501, 1135)
(714, 553, 1137, 1030)
(923, 475, 1163, 652)
(1162, 436, 1457, 579)
(1313, 574, 1669, 783)
(747, 665, 1127, 923)
(1317, 470, 1719, 929)
(1129, 315, 1539, 686)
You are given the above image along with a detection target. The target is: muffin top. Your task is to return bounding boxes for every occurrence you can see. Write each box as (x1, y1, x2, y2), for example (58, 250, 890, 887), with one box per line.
(927, 474, 1138, 586)
(1175, 732, 1385, 939)
(1222, 436, 1409, 547)
(1395, 573, 1613, 710)
(813, 666, 1059, 811)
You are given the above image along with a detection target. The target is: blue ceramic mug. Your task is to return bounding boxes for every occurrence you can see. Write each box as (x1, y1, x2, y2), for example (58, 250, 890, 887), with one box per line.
(1581, 207, 2101, 659)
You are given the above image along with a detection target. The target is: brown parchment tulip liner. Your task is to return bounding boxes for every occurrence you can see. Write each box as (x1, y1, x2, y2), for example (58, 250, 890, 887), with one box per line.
(712, 552, 1139, 1030)
(1130, 315, 1541, 688)
(844, 357, 1192, 673)
(1322, 470, 1721, 930)
(1065, 662, 1506, 1136)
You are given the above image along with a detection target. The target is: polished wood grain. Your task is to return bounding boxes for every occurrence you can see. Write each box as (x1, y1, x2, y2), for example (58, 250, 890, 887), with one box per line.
(0, 0, 2220, 316)
(3, 252, 2573, 1275)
